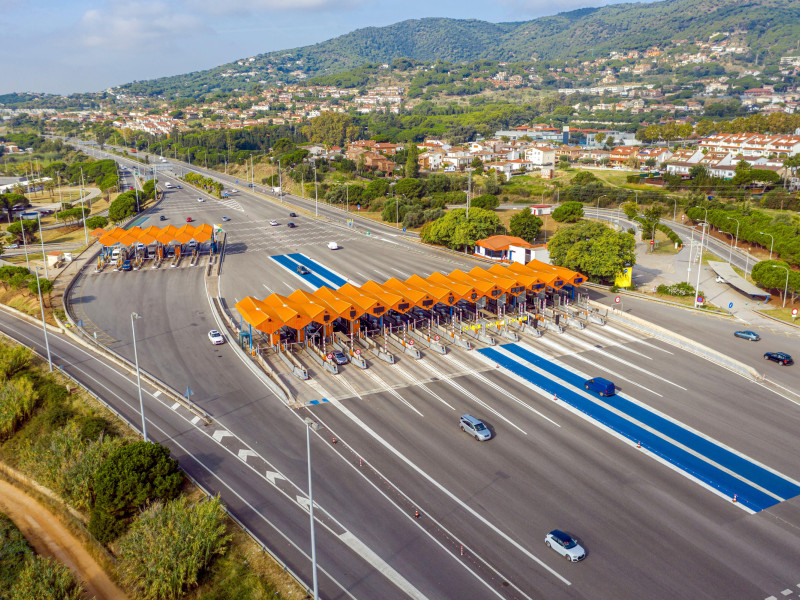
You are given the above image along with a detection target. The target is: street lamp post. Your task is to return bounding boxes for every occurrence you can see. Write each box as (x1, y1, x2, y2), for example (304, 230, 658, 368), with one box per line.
(719, 230, 733, 262)
(35, 213, 48, 279)
(726, 216, 740, 252)
(759, 231, 774, 261)
(694, 222, 708, 308)
(772, 265, 790, 309)
(130, 312, 147, 441)
(277, 158, 283, 203)
(19, 215, 31, 272)
(33, 267, 52, 372)
(304, 418, 319, 600)
(314, 166, 318, 217)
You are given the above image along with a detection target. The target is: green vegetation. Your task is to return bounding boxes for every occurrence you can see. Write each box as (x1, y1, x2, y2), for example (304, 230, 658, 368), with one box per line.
(89, 441, 183, 544)
(0, 513, 33, 590)
(117, 496, 230, 600)
(656, 282, 698, 297)
(552, 201, 584, 223)
(420, 207, 504, 251)
(509, 207, 543, 243)
(751, 260, 799, 303)
(10, 555, 85, 600)
(548, 221, 636, 282)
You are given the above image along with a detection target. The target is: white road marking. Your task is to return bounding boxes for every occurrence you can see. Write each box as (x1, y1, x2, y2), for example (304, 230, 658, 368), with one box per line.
(212, 430, 232, 443)
(328, 398, 571, 586)
(238, 449, 258, 462)
(603, 324, 674, 354)
(191, 416, 201, 425)
(153, 390, 162, 398)
(171, 402, 181, 410)
(360, 370, 424, 416)
(417, 359, 526, 435)
(266, 470, 284, 485)
(339, 532, 429, 600)
(392, 362, 456, 410)
(262, 284, 272, 293)
(296, 495, 311, 511)
(578, 328, 653, 359)
(390, 267, 407, 276)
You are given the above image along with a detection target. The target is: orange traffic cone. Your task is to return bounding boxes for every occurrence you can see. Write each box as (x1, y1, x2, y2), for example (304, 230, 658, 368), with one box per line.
(414, 509, 420, 519)
(733, 494, 737, 503)
(332, 437, 337, 444)
(637, 441, 641, 448)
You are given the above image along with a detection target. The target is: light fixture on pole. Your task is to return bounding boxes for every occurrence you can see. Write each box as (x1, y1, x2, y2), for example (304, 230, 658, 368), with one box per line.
(771, 265, 790, 309)
(34, 267, 52, 372)
(314, 166, 318, 217)
(130, 312, 147, 442)
(304, 417, 320, 600)
(718, 230, 733, 262)
(694, 222, 707, 308)
(726, 216, 740, 251)
(759, 231, 774, 261)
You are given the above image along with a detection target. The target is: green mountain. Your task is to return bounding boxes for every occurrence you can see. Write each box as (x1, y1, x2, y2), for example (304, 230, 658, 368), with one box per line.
(116, 0, 800, 98)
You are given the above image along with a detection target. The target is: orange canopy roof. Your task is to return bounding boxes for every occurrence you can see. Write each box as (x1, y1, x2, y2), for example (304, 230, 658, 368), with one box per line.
(235, 297, 282, 334)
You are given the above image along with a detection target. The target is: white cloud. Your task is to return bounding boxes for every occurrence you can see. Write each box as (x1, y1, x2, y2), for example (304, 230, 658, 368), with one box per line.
(182, 0, 367, 16)
(77, 0, 206, 50)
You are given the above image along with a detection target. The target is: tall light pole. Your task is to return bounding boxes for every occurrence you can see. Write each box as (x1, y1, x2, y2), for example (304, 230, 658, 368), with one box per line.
(36, 213, 48, 279)
(314, 166, 318, 217)
(131, 312, 147, 442)
(277, 158, 283, 203)
(772, 265, 790, 309)
(19, 214, 31, 272)
(759, 231, 774, 261)
(694, 222, 707, 308)
(719, 230, 733, 262)
(34, 267, 52, 372)
(726, 216, 740, 251)
(304, 418, 319, 600)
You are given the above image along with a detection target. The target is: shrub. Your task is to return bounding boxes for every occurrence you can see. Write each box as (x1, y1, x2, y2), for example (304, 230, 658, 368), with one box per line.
(117, 496, 231, 600)
(37, 380, 68, 406)
(0, 266, 30, 282)
(470, 194, 499, 211)
(8, 273, 31, 289)
(89, 441, 183, 543)
(552, 201, 584, 223)
(656, 282, 696, 297)
(10, 555, 84, 600)
(0, 377, 37, 438)
(78, 415, 111, 441)
(28, 278, 53, 295)
(0, 345, 32, 380)
(0, 514, 33, 591)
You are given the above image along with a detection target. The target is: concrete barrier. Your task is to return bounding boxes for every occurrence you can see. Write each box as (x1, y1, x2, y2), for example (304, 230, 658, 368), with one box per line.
(386, 331, 421, 359)
(276, 348, 309, 380)
(432, 324, 472, 350)
(407, 327, 447, 355)
(463, 326, 496, 345)
(590, 299, 761, 380)
(304, 344, 338, 374)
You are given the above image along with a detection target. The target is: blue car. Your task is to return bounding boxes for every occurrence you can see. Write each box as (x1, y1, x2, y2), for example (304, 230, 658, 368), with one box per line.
(121, 260, 132, 271)
(734, 330, 760, 341)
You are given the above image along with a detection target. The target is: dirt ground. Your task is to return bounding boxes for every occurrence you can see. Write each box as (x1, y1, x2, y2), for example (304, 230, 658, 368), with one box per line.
(0, 479, 127, 600)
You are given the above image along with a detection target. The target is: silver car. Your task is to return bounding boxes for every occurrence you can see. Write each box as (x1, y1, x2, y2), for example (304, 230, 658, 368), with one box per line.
(459, 414, 491, 441)
(545, 530, 586, 562)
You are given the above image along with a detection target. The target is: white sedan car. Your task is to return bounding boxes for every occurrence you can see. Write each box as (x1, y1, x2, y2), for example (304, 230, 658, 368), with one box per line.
(269, 220, 279, 226)
(545, 530, 586, 562)
(208, 330, 225, 345)
(197, 197, 205, 202)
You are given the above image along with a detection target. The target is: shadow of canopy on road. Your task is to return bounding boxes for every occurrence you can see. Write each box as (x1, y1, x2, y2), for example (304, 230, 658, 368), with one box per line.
(707, 261, 770, 300)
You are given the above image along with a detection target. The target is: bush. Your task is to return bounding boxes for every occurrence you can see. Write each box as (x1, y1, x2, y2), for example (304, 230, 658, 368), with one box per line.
(117, 496, 231, 600)
(0, 514, 33, 591)
(89, 441, 183, 543)
(28, 277, 53, 295)
(0, 377, 37, 439)
(10, 555, 84, 600)
(37, 380, 68, 406)
(656, 282, 696, 297)
(8, 273, 31, 289)
(85, 215, 109, 230)
(0, 345, 32, 380)
(470, 194, 499, 211)
(552, 201, 584, 223)
(0, 266, 30, 282)
(78, 415, 111, 441)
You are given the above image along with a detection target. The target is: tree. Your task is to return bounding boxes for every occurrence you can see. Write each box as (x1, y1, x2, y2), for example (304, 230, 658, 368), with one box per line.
(552, 201, 584, 223)
(10, 556, 84, 600)
(89, 441, 183, 543)
(395, 178, 424, 199)
(85, 216, 109, 230)
(301, 112, 359, 147)
(405, 144, 420, 178)
(421, 208, 504, 251)
(509, 208, 543, 243)
(548, 221, 636, 282)
(108, 193, 136, 222)
(470, 194, 499, 211)
(6, 220, 39, 244)
(641, 205, 664, 241)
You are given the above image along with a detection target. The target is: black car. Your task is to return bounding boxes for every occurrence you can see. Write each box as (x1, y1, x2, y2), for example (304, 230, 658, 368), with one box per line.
(297, 265, 310, 275)
(289, 212, 297, 217)
(159, 215, 167, 221)
(287, 222, 296, 228)
(764, 352, 793, 366)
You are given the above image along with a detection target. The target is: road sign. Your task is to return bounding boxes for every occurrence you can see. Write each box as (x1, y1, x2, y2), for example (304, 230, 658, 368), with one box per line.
(697, 296, 704, 304)
(434, 335, 440, 341)
(408, 339, 414, 346)
(650, 240, 654, 245)
(614, 296, 621, 304)
(326, 353, 333, 360)
(793, 308, 798, 316)
(354, 348, 361, 356)
(728, 302, 733, 309)
(681, 214, 685, 221)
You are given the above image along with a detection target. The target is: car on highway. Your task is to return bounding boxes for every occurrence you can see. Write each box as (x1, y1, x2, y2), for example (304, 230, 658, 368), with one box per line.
(584, 377, 616, 397)
(289, 212, 297, 217)
(186, 217, 193, 223)
(332, 351, 349, 365)
(269, 220, 279, 226)
(459, 414, 491, 441)
(287, 222, 296, 228)
(6, 244, 19, 249)
(208, 330, 225, 345)
(764, 352, 793, 365)
(327, 241, 339, 250)
(715, 275, 726, 283)
(121, 260, 132, 271)
(222, 216, 230, 222)
(734, 330, 760, 341)
(297, 265, 310, 275)
(197, 197, 205, 202)
(176, 184, 182, 189)
(545, 530, 586, 562)
(159, 215, 166, 221)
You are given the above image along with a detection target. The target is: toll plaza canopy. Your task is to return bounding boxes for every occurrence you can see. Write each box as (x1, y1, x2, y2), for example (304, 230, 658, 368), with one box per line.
(236, 259, 585, 342)
(98, 224, 215, 248)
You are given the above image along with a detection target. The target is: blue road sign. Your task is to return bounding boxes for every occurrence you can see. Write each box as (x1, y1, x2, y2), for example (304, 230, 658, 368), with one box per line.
(728, 302, 733, 309)
(184, 386, 193, 398)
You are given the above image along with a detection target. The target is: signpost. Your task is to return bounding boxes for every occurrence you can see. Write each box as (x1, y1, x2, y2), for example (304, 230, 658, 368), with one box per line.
(408, 339, 414, 346)
(326, 353, 333, 360)
(614, 296, 620, 303)
(434, 334, 440, 341)
(354, 348, 361, 356)
(697, 295, 704, 305)
(793, 308, 798, 322)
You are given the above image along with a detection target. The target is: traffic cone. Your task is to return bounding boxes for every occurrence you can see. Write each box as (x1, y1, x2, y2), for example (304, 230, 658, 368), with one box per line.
(637, 441, 641, 448)
(332, 437, 337, 444)
(414, 509, 420, 518)
(733, 494, 737, 503)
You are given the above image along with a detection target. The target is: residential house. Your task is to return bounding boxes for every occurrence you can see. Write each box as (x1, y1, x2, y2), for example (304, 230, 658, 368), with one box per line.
(474, 235, 546, 264)
(524, 145, 556, 166)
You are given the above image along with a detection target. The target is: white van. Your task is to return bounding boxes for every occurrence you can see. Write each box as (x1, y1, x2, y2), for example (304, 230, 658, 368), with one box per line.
(165, 182, 172, 189)
(327, 241, 339, 250)
(111, 248, 120, 261)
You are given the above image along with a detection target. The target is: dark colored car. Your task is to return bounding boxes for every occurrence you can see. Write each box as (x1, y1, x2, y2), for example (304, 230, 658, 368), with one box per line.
(159, 215, 166, 221)
(764, 352, 793, 365)
(121, 260, 132, 271)
(333, 351, 349, 365)
(734, 330, 760, 341)
(289, 212, 297, 217)
(287, 222, 296, 228)
(584, 377, 616, 397)
(297, 265, 310, 275)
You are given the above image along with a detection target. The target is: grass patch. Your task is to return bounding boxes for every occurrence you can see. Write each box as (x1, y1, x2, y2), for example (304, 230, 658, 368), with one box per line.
(758, 305, 800, 324)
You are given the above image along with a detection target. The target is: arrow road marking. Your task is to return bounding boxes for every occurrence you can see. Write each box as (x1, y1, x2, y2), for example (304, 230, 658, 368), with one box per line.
(266, 470, 284, 486)
(238, 449, 257, 462)
(212, 430, 232, 443)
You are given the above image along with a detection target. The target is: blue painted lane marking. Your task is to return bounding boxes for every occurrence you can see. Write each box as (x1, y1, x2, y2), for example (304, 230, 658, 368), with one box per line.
(287, 253, 348, 288)
(308, 398, 330, 406)
(481, 346, 778, 512)
(269, 254, 329, 289)
(501, 343, 800, 503)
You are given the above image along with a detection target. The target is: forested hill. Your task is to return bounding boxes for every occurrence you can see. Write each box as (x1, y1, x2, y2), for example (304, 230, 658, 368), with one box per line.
(115, 0, 800, 98)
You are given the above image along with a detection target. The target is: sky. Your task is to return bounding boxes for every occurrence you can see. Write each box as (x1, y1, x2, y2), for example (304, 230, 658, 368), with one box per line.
(0, 0, 654, 96)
